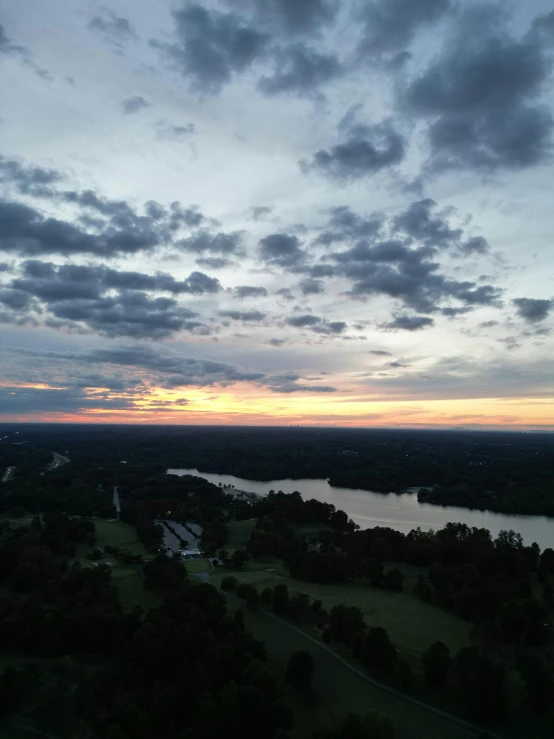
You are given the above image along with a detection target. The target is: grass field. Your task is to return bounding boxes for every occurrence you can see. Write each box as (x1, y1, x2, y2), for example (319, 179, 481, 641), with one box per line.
(226, 519, 255, 550)
(225, 596, 476, 739)
(92, 519, 151, 558)
(211, 563, 470, 670)
(184, 558, 212, 574)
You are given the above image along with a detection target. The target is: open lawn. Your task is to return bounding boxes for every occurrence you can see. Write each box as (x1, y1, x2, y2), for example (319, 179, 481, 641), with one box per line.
(212, 563, 470, 670)
(93, 519, 151, 558)
(184, 558, 212, 574)
(109, 564, 161, 613)
(226, 519, 255, 550)
(226, 597, 476, 739)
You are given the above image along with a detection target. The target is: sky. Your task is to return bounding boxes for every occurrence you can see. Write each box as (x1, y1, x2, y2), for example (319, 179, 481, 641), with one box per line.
(0, 0, 553, 429)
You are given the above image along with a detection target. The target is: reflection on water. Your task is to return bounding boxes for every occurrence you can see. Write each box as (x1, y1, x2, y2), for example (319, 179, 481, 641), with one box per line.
(167, 467, 554, 551)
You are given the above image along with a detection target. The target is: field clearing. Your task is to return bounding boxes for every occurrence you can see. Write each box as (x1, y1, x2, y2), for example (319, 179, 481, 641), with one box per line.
(226, 519, 255, 550)
(109, 564, 161, 613)
(212, 564, 470, 669)
(183, 558, 212, 574)
(92, 519, 150, 558)
(225, 596, 476, 739)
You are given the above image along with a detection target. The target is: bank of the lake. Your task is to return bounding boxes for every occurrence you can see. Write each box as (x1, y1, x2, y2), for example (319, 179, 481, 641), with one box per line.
(167, 468, 554, 551)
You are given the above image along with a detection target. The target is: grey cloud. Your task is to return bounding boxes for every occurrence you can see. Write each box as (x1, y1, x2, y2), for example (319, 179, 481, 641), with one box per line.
(88, 11, 136, 48)
(258, 45, 341, 96)
(514, 297, 553, 323)
(153, 4, 269, 93)
(315, 205, 384, 245)
(276, 288, 294, 300)
(259, 233, 305, 266)
(0, 22, 50, 79)
(298, 278, 324, 295)
(0, 156, 63, 198)
(251, 206, 273, 220)
(178, 229, 244, 255)
(286, 314, 320, 327)
(383, 315, 434, 331)
(226, 0, 338, 36)
(219, 310, 266, 321)
(286, 314, 346, 334)
(307, 264, 336, 278)
(0, 197, 183, 258)
(404, 7, 554, 172)
(369, 350, 392, 356)
(358, 0, 452, 57)
(268, 338, 287, 346)
(121, 96, 151, 115)
(12, 345, 334, 395)
(0, 386, 139, 415)
(459, 236, 489, 255)
(234, 285, 268, 298)
(155, 120, 196, 139)
(196, 257, 234, 269)
(306, 122, 405, 180)
(49, 292, 204, 340)
(393, 199, 462, 249)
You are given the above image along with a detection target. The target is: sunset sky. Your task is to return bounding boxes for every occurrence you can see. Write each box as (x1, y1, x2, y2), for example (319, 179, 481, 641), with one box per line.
(1, 0, 553, 428)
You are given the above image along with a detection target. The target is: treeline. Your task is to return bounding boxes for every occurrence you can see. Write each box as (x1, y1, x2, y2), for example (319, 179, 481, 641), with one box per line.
(2, 424, 553, 517)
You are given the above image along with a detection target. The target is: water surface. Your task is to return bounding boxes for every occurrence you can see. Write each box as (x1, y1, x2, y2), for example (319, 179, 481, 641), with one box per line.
(168, 468, 554, 550)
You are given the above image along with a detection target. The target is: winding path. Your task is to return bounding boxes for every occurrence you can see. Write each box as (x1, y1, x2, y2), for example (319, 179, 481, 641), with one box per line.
(220, 588, 504, 739)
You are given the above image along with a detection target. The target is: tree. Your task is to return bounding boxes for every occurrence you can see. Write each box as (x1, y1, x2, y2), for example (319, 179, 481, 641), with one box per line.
(370, 538, 393, 561)
(422, 641, 451, 688)
(229, 549, 250, 570)
(221, 575, 238, 591)
(383, 568, 404, 591)
(503, 669, 527, 715)
(393, 659, 413, 692)
(361, 627, 397, 672)
(272, 584, 289, 615)
(286, 650, 314, 690)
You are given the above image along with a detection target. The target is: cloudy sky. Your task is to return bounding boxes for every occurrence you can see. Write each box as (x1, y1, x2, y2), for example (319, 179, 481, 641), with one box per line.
(1, 0, 553, 428)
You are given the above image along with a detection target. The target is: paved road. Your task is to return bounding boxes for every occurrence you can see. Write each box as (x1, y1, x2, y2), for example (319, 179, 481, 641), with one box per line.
(113, 486, 120, 517)
(2, 467, 15, 483)
(220, 589, 504, 739)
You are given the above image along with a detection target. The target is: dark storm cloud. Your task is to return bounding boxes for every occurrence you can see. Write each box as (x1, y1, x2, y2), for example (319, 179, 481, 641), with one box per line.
(258, 45, 341, 96)
(178, 229, 244, 255)
(357, 0, 452, 57)
(219, 310, 266, 321)
(404, 6, 554, 173)
(305, 122, 405, 180)
(0, 156, 63, 198)
(88, 10, 137, 48)
(121, 96, 151, 115)
(298, 278, 324, 295)
(513, 298, 553, 323)
(153, 4, 269, 93)
(234, 285, 268, 298)
(383, 315, 434, 331)
(259, 233, 306, 266)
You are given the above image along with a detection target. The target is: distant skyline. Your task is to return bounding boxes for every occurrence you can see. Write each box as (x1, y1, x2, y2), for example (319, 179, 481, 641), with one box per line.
(1, 0, 553, 429)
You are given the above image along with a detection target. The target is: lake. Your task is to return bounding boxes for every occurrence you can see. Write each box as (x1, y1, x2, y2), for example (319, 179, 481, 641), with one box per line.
(167, 467, 554, 551)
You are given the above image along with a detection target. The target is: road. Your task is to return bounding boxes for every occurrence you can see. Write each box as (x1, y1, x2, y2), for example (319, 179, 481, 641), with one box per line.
(2, 467, 15, 483)
(113, 486, 120, 518)
(219, 589, 505, 739)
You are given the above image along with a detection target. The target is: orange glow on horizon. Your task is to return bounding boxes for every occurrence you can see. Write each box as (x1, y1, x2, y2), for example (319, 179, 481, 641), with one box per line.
(1, 381, 553, 429)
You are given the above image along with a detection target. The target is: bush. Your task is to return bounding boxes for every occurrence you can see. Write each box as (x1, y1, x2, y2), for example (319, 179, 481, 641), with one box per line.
(221, 575, 238, 591)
